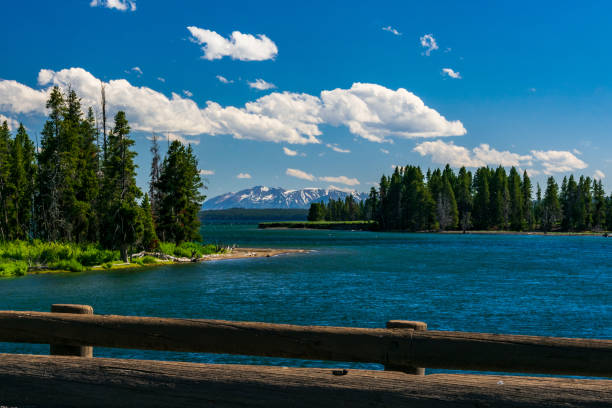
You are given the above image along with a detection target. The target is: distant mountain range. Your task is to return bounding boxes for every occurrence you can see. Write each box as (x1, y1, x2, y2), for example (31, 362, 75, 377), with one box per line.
(202, 186, 368, 210)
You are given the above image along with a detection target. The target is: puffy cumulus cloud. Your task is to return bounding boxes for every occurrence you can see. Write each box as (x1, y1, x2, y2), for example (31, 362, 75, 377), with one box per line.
(283, 147, 298, 156)
(382, 26, 401, 36)
(0, 79, 48, 114)
(320, 83, 466, 142)
(442, 68, 461, 79)
(420, 34, 438, 56)
(319, 176, 360, 186)
(414, 140, 531, 168)
(236, 173, 252, 179)
(0, 114, 20, 131)
(248, 78, 276, 90)
(326, 143, 350, 153)
(472, 144, 531, 167)
(415, 140, 589, 174)
(187, 26, 278, 61)
(36, 67, 218, 136)
(90, 0, 136, 11)
(593, 170, 605, 180)
(414, 140, 478, 167)
(0, 69, 465, 146)
(216, 75, 233, 84)
(199, 169, 215, 175)
(286, 168, 315, 181)
(530, 150, 587, 174)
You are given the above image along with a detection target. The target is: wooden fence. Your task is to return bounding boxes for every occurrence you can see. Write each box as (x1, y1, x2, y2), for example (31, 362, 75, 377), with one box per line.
(0, 304, 610, 407)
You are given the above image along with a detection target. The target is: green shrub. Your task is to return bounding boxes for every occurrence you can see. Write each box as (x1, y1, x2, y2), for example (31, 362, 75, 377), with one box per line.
(102, 262, 113, 270)
(0, 261, 28, 277)
(131, 257, 144, 266)
(77, 246, 118, 266)
(49, 259, 84, 272)
(142, 255, 157, 264)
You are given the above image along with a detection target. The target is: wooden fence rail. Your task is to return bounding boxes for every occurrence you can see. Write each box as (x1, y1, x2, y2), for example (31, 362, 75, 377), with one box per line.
(0, 307, 611, 377)
(0, 353, 610, 408)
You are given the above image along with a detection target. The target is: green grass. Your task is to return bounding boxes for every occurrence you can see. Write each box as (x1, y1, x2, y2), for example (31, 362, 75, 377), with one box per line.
(158, 241, 228, 258)
(0, 240, 228, 277)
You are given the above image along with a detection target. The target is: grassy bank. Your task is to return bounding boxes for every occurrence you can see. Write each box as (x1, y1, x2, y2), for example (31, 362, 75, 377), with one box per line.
(0, 240, 227, 277)
(258, 221, 375, 230)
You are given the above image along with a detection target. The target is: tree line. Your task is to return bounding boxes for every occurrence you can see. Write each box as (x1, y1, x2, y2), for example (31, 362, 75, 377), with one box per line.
(0, 87, 204, 261)
(309, 164, 612, 232)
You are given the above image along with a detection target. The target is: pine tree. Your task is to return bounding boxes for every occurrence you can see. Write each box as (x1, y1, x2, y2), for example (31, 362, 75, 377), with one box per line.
(508, 167, 524, 230)
(521, 170, 534, 230)
(456, 167, 473, 232)
(541, 177, 561, 231)
(489, 166, 509, 229)
(436, 176, 458, 230)
(149, 134, 162, 221)
(100, 111, 143, 261)
(364, 187, 379, 221)
(534, 183, 542, 228)
(9, 124, 36, 239)
(592, 179, 606, 231)
(0, 121, 13, 240)
(472, 167, 490, 230)
(37, 86, 65, 241)
(155, 140, 205, 244)
(140, 194, 159, 250)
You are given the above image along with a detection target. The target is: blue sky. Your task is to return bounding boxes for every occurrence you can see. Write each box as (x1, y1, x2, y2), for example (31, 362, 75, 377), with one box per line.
(1, 0, 611, 198)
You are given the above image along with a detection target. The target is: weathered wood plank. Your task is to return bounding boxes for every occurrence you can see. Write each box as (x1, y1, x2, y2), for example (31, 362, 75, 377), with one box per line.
(49, 304, 93, 357)
(0, 311, 610, 377)
(0, 354, 609, 408)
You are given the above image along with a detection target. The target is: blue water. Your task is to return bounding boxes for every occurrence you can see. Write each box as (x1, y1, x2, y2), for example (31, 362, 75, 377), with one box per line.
(1, 224, 610, 374)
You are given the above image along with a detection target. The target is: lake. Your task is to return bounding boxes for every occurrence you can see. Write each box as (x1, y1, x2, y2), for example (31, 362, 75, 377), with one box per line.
(1, 223, 610, 373)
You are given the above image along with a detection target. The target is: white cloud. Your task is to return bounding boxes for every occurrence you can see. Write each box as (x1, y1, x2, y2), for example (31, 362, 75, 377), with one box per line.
(0, 79, 48, 114)
(183, 90, 193, 97)
(131, 66, 143, 75)
(236, 173, 252, 179)
(573, 148, 582, 155)
(0, 114, 20, 131)
(593, 170, 605, 180)
(319, 176, 360, 186)
(320, 82, 466, 142)
(414, 140, 478, 167)
(380, 148, 389, 154)
(216, 75, 233, 84)
(326, 185, 357, 193)
(0, 68, 466, 146)
(286, 168, 315, 181)
(382, 26, 401, 36)
(187, 26, 278, 61)
(199, 169, 215, 175)
(441, 68, 461, 79)
(283, 147, 298, 156)
(248, 79, 276, 90)
(90, 0, 136, 11)
(414, 140, 589, 174)
(157, 77, 165, 82)
(530, 150, 587, 174)
(420, 34, 438, 56)
(414, 140, 531, 168)
(325, 143, 350, 153)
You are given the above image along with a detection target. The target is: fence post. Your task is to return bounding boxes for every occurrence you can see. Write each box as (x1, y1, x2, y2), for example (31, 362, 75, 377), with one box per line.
(50, 304, 93, 357)
(385, 320, 427, 375)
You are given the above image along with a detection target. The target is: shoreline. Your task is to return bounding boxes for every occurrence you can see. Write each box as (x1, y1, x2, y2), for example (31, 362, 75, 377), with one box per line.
(259, 224, 609, 237)
(11, 248, 310, 277)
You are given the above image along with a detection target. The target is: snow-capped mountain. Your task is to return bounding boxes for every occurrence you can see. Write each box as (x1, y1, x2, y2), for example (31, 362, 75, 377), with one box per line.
(202, 186, 368, 210)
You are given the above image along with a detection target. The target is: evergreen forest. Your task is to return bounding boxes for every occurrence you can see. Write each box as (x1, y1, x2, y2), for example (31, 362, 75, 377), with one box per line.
(309, 164, 612, 232)
(0, 87, 206, 265)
